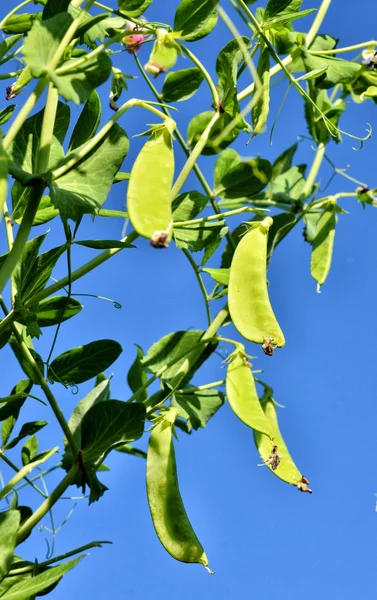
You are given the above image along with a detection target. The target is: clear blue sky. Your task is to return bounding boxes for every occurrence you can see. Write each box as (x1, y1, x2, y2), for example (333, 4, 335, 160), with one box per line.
(1, 1, 377, 599)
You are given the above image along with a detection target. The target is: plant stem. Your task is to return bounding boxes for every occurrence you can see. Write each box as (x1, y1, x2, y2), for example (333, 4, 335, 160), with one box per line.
(301, 143, 326, 199)
(170, 112, 220, 200)
(0, 448, 58, 501)
(309, 40, 377, 55)
(0, 453, 46, 498)
(174, 206, 266, 227)
(182, 249, 211, 327)
(16, 464, 79, 544)
(9, 540, 111, 575)
(0, 71, 22, 80)
(36, 84, 59, 173)
(179, 44, 220, 108)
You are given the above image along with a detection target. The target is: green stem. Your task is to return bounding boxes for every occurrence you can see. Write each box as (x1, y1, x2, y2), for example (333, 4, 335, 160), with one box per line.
(175, 380, 225, 392)
(0, 453, 47, 499)
(0, 179, 45, 295)
(16, 464, 79, 544)
(182, 249, 211, 327)
(52, 100, 167, 180)
(0, 0, 34, 29)
(301, 143, 326, 199)
(0, 71, 22, 80)
(9, 541, 111, 575)
(36, 84, 59, 173)
(0, 449, 58, 501)
(309, 40, 377, 55)
(174, 206, 266, 227)
(179, 44, 220, 108)
(170, 112, 220, 200)
(2, 464, 61, 499)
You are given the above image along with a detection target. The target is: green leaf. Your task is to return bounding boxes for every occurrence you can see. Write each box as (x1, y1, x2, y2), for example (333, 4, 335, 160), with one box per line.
(127, 345, 147, 402)
(142, 330, 206, 381)
(1, 381, 31, 446)
(5, 421, 48, 451)
(172, 387, 225, 431)
(68, 91, 101, 151)
(0, 511, 20, 581)
(2, 14, 41, 35)
(174, 0, 219, 39)
(116, 444, 147, 459)
(267, 212, 297, 263)
(263, 8, 315, 28)
(34, 296, 82, 327)
(50, 51, 112, 105)
(302, 54, 361, 89)
(172, 190, 209, 222)
(43, 0, 71, 19)
(214, 152, 272, 199)
(0, 35, 23, 63)
(216, 37, 249, 117)
(161, 68, 204, 102)
(74, 239, 134, 249)
(0, 556, 84, 600)
(173, 221, 226, 252)
(264, 0, 302, 19)
(303, 211, 321, 244)
(48, 340, 123, 385)
(269, 164, 308, 202)
(178, 11, 218, 42)
(0, 106, 16, 127)
(21, 435, 38, 465)
(23, 13, 73, 77)
(67, 378, 111, 448)
(202, 267, 230, 286)
(271, 143, 298, 180)
(187, 111, 242, 156)
(304, 89, 346, 145)
(51, 124, 129, 220)
(252, 44, 270, 137)
(117, 0, 152, 18)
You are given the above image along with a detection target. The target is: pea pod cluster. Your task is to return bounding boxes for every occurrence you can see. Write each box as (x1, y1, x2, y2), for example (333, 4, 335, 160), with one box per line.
(310, 202, 337, 293)
(225, 346, 273, 439)
(127, 120, 175, 246)
(228, 217, 285, 354)
(254, 397, 312, 493)
(146, 408, 212, 570)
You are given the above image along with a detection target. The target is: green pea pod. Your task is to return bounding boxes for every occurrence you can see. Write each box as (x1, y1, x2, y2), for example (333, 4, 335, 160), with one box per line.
(226, 347, 273, 438)
(251, 43, 270, 138)
(146, 408, 212, 570)
(310, 203, 336, 293)
(127, 120, 175, 244)
(254, 398, 312, 493)
(228, 217, 285, 352)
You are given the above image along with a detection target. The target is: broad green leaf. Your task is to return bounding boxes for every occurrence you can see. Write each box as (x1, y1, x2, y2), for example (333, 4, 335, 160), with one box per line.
(172, 387, 225, 431)
(178, 11, 218, 42)
(142, 330, 206, 381)
(0, 556, 84, 600)
(202, 267, 230, 286)
(161, 68, 204, 102)
(50, 51, 112, 105)
(116, 444, 147, 459)
(290, 34, 338, 72)
(127, 345, 147, 402)
(267, 212, 297, 263)
(21, 435, 38, 465)
(34, 296, 82, 327)
(174, 0, 219, 39)
(252, 44, 270, 137)
(117, 0, 152, 18)
(263, 8, 315, 28)
(302, 54, 361, 89)
(48, 339, 123, 385)
(0, 511, 20, 581)
(187, 111, 241, 155)
(0, 106, 16, 127)
(68, 91, 101, 151)
(269, 164, 308, 201)
(23, 13, 73, 77)
(271, 143, 298, 180)
(264, 0, 302, 19)
(214, 155, 272, 199)
(296, 66, 328, 81)
(43, 0, 71, 19)
(216, 37, 249, 117)
(173, 221, 226, 252)
(304, 89, 346, 144)
(12, 232, 47, 298)
(67, 378, 111, 447)
(10, 102, 70, 175)
(3, 14, 41, 35)
(5, 421, 48, 450)
(12, 194, 59, 226)
(1, 381, 31, 446)
(214, 149, 240, 189)
(74, 239, 134, 249)
(51, 124, 129, 220)
(172, 190, 209, 222)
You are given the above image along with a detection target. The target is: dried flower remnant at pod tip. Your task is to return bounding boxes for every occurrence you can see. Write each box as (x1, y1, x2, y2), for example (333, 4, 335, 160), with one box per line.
(150, 230, 169, 248)
(297, 476, 313, 494)
(262, 337, 277, 357)
(6, 83, 16, 100)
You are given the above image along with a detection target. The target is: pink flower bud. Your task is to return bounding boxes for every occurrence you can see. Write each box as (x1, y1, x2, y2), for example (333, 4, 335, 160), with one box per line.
(123, 33, 145, 53)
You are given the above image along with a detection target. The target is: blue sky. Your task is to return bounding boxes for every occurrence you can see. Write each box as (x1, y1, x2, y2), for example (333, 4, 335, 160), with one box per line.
(1, 1, 377, 599)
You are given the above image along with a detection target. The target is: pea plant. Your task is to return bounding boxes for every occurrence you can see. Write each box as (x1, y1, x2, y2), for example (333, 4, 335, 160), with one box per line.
(0, 0, 375, 594)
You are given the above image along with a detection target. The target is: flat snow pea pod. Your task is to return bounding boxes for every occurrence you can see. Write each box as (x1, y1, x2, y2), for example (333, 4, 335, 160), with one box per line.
(225, 347, 273, 438)
(228, 217, 285, 353)
(146, 408, 213, 571)
(310, 202, 336, 293)
(254, 398, 312, 493)
(127, 120, 175, 244)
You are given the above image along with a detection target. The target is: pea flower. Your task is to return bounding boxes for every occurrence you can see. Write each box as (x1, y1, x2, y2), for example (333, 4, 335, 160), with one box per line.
(362, 49, 377, 70)
(122, 18, 147, 53)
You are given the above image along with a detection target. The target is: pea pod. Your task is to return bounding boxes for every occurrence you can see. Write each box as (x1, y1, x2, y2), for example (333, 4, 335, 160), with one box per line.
(310, 203, 336, 293)
(145, 29, 181, 75)
(127, 120, 175, 244)
(228, 217, 285, 352)
(251, 44, 270, 138)
(225, 347, 273, 438)
(254, 397, 312, 493)
(146, 408, 212, 570)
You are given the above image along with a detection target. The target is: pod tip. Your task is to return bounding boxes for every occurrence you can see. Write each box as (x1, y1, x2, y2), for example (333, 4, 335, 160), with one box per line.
(204, 565, 215, 575)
